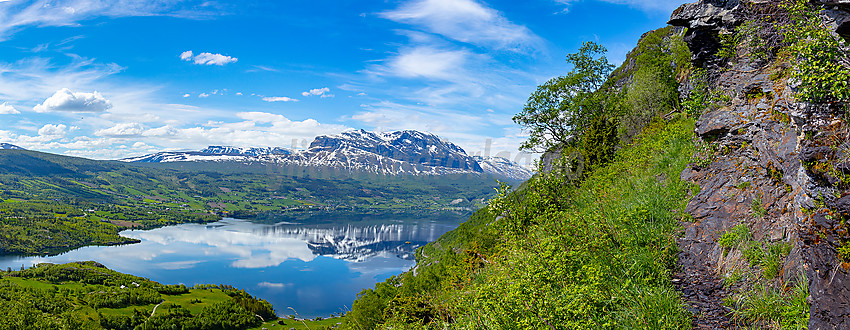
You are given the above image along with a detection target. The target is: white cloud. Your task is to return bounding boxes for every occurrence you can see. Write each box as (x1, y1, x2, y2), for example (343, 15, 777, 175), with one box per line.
(0, 57, 123, 105)
(554, 0, 686, 13)
(352, 101, 484, 134)
(262, 96, 298, 102)
(95, 122, 144, 137)
(38, 124, 67, 138)
(0, 0, 220, 41)
(33, 88, 112, 113)
(0, 102, 19, 114)
(198, 93, 209, 98)
(142, 125, 178, 137)
(182, 93, 190, 98)
(301, 87, 332, 98)
(380, 46, 470, 80)
(180, 50, 194, 61)
(257, 282, 292, 289)
(380, 0, 539, 51)
(180, 50, 238, 66)
(135, 112, 348, 152)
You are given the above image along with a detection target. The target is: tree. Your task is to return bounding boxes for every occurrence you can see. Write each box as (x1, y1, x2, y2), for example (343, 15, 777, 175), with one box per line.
(514, 42, 614, 152)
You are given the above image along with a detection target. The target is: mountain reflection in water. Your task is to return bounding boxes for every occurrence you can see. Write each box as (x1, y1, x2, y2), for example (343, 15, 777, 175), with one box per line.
(262, 222, 448, 262)
(0, 213, 466, 317)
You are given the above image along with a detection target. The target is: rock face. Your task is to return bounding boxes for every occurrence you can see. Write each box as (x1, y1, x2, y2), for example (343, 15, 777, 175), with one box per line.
(669, 0, 740, 66)
(671, 1, 850, 328)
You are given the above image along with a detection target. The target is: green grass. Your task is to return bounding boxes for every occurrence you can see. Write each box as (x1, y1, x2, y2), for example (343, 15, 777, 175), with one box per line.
(346, 115, 698, 329)
(720, 224, 751, 251)
(250, 317, 344, 330)
(160, 289, 233, 315)
(725, 274, 809, 329)
(0, 263, 278, 329)
(751, 197, 767, 218)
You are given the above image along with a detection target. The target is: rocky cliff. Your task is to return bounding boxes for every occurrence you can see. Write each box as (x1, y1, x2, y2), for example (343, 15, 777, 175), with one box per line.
(671, 0, 850, 328)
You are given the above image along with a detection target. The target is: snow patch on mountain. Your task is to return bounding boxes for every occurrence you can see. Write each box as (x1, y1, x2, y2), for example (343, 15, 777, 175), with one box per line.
(120, 130, 533, 181)
(0, 143, 24, 150)
(474, 156, 534, 181)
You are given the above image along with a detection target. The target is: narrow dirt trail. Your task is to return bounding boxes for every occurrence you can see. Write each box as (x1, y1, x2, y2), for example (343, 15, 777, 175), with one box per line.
(150, 301, 164, 317)
(674, 226, 734, 330)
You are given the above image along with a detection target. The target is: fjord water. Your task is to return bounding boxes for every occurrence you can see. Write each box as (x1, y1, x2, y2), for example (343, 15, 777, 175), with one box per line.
(0, 212, 466, 318)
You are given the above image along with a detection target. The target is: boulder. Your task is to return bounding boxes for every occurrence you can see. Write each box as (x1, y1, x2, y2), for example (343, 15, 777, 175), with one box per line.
(835, 195, 850, 215)
(695, 108, 734, 138)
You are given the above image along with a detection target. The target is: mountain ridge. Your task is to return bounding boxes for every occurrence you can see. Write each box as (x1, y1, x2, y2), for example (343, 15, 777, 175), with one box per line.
(121, 129, 534, 181)
(0, 143, 24, 150)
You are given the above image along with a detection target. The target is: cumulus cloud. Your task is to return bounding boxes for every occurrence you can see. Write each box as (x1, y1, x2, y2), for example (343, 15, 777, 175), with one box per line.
(179, 50, 193, 61)
(380, 0, 539, 51)
(142, 125, 178, 137)
(0, 102, 19, 114)
(33, 88, 112, 113)
(95, 122, 144, 137)
(262, 96, 298, 102)
(38, 124, 67, 138)
(301, 87, 333, 98)
(198, 93, 209, 98)
(180, 50, 238, 66)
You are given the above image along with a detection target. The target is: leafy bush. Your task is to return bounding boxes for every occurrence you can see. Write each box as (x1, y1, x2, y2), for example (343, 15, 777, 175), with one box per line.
(781, 0, 850, 106)
(719, 224, 751, 251)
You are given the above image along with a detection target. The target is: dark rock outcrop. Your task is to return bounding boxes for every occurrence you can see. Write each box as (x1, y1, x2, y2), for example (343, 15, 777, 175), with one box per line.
(669, 0, 741, 66)
(671, 0, 850, 329)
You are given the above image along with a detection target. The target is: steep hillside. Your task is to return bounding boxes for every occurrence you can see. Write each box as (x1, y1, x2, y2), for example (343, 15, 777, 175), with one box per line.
(344, 0, 850, 329)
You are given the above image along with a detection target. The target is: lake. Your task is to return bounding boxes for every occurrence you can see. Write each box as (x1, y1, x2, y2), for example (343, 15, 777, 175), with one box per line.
(0, 211, 468, 318)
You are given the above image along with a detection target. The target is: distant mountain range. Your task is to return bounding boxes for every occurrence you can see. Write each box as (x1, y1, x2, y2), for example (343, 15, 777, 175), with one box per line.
(122, 129, 533, 181)
(0, 143, 24, 150)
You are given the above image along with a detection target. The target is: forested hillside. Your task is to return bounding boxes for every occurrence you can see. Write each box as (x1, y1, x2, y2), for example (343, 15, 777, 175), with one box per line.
(0, 261, 278, 330)
(0, 149, 501, 256)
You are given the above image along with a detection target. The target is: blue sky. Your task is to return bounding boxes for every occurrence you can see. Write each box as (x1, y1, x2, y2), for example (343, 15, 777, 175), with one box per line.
(0, 0, 687, 161)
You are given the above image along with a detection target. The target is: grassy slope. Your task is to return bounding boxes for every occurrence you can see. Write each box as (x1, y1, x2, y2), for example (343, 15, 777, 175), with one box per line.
(346, 115, 698, 329)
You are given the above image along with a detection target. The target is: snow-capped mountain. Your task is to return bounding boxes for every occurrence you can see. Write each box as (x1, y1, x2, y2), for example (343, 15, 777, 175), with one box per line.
(260, 223, 445, 262)
(474, 156, 534, 181)
(121, 129, 534, 180)
(0, 143, 24, 150)
(200, 146, 291, 156)
(122, 145, 292, 163)
(290, 129, 482, 174)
